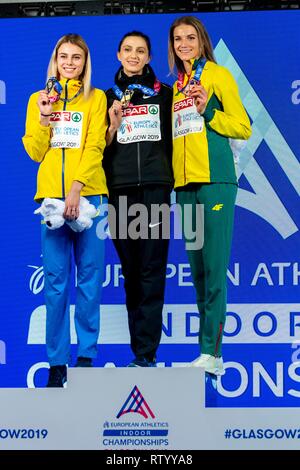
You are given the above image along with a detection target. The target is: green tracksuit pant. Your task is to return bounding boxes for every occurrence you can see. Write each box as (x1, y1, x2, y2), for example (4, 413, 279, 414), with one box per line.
(177, 183, 237, 357)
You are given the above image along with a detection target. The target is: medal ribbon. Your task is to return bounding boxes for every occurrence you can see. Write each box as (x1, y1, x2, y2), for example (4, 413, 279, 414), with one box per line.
(176, 58, 206, 95)
(46, 77, 83, 103)
(59, 85, 83, 103)
(113, 79, 161, 106)
(59, 87, 83, 103)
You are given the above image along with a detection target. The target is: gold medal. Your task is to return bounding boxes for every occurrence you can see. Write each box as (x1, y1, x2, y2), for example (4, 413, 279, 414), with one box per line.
(121, 89, 134, 108)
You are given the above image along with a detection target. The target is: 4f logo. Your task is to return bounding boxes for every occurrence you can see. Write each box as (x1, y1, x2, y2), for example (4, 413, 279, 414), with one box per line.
(215, 40, 300, 239)
(212, 204, 224, 211)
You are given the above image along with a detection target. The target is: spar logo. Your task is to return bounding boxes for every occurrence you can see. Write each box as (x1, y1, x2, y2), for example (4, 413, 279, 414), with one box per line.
(0, 80, 6, 104)
(123, 105, 148, 117)
(148, 105, 158, 115)
(116, 385, 155, 419)
(215, 40, 300, 239)
(72, 112, 82, 122)
(50, 111, 71, 122)
(174, 97, 194, 113)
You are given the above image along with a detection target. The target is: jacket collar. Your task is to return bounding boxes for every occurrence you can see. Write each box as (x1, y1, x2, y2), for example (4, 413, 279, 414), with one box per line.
(115, 64, 156, 92)
(59, 79, 82, 99)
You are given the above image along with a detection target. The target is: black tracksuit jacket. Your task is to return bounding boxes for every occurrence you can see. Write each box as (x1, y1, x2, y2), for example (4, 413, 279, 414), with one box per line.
(103, 65, 173, 190)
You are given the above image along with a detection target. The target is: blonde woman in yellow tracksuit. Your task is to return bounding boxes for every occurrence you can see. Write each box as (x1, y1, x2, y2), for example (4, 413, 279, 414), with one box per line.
(23, 34, 108, 387)
(169, 17, 251, 375)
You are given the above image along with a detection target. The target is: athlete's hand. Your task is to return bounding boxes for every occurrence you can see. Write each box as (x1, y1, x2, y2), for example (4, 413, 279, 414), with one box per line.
(108, 100, 123, 130)
(64, 181, 83, 220)
(189, 84, 208, 115)
(37, 90, 53, 116)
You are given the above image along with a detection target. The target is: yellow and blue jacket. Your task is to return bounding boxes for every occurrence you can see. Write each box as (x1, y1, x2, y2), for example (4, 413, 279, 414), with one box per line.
(172, 60, 251, 188)
(23, 79, 108, 201)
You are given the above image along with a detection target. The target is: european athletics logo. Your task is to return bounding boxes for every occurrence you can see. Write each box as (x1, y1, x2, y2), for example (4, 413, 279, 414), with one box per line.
(116, 385, 155, 419)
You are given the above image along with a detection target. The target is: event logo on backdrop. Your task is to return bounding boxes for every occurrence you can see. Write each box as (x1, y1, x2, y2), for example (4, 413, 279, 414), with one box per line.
(28, 260, 44, 295)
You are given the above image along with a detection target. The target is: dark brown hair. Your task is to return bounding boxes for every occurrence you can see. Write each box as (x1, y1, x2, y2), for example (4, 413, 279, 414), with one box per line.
(168, 16, 216, 74)
(118, 31, 151, 56)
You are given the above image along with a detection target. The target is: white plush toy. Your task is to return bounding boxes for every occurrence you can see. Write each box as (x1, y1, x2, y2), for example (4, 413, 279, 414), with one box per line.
(34, 196, 98, 232)
(229, 138, 247, 168)
(34, 198, 65, 230)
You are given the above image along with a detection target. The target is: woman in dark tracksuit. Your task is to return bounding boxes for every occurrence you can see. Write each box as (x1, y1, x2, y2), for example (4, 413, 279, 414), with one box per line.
(104, 31, 173, 367)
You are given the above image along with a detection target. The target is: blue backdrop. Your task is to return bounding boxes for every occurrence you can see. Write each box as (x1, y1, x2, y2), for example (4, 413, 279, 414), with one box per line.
(0, 11, 299, 407)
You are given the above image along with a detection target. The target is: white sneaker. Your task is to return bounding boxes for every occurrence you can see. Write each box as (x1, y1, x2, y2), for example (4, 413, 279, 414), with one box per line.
(189, 354, 225, 376)
(189, 353, 211, 367)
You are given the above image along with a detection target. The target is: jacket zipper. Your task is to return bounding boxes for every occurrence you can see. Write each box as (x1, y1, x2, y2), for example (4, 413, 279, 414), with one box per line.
(137, 142, 141, 185)
(61, 80, 69, 198)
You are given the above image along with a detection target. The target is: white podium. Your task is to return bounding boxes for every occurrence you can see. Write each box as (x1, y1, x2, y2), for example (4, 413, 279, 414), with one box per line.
(0, 368, 299, 450)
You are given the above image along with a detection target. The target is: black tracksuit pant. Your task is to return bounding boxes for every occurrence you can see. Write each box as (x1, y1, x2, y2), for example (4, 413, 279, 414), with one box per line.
(109, 185, 170, 362)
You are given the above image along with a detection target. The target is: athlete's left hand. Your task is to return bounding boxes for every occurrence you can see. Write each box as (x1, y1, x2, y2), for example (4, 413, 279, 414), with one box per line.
(64, 181, 83, 220)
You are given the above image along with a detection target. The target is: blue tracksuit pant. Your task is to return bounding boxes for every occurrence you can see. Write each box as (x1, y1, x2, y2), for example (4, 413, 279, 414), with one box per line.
(41, 195, 107, 366)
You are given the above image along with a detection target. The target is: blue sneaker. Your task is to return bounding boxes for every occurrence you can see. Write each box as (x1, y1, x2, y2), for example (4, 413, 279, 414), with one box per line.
(127, 357, 157, 367)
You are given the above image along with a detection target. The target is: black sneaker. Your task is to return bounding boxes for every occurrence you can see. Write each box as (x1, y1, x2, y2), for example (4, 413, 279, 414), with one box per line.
(127, 357, 157, 367)
(47, 365, 67, 388)
(75, 356, 93, 367)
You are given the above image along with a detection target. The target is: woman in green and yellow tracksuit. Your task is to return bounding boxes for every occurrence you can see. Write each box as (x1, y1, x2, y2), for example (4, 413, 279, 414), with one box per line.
(23, 34, 108, 387)
(169, 16, 251, 375)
